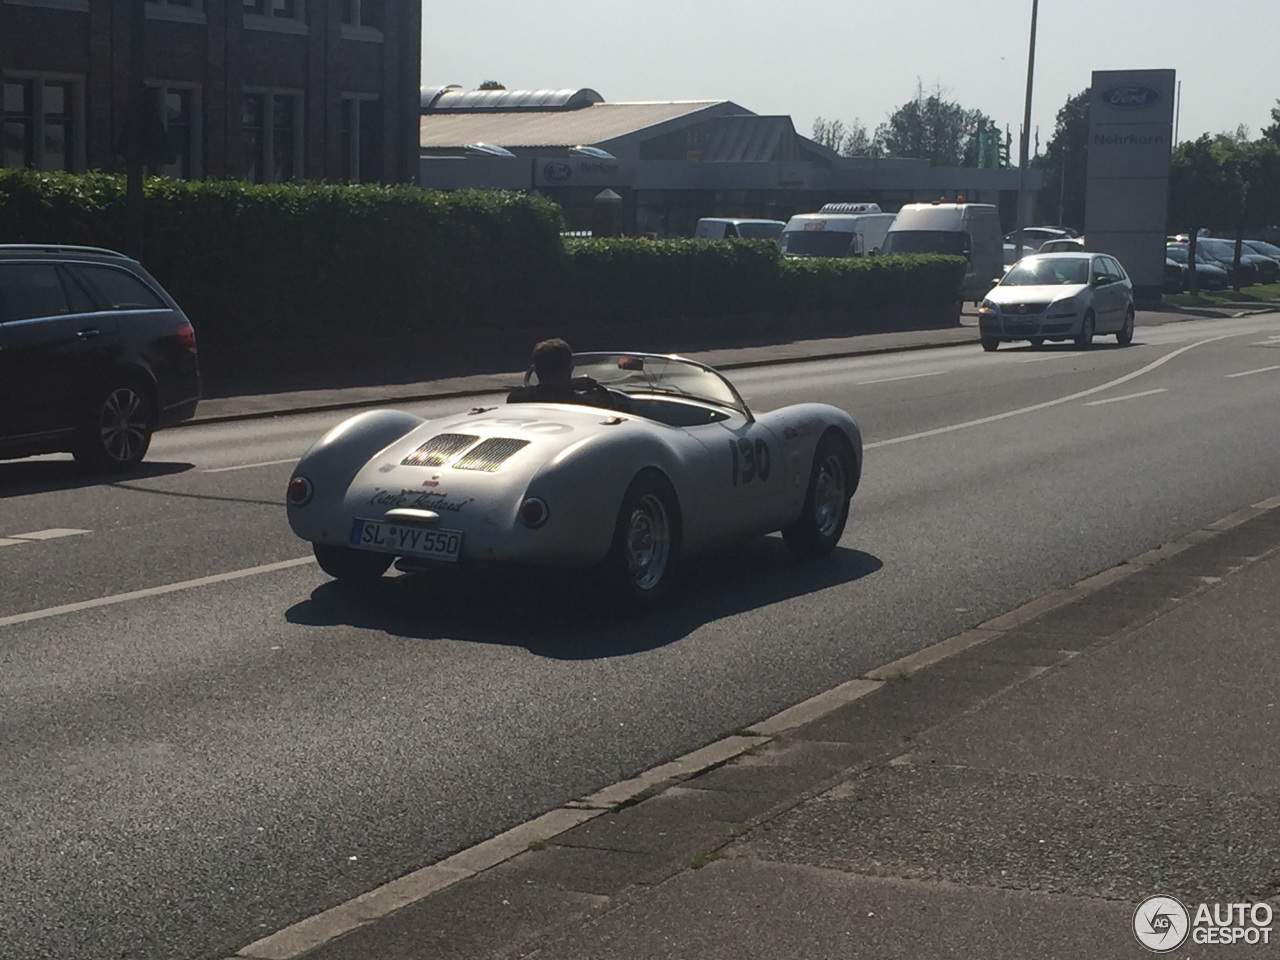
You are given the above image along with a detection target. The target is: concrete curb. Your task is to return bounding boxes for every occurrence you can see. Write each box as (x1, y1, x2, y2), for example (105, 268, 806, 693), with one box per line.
(231, 492, 1280, 960)
(184, 332, 982, 428)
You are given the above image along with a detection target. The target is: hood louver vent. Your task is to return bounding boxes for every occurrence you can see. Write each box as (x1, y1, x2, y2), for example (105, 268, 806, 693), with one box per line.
(402, 434, 479, 467)
(452, 438, 531, 472)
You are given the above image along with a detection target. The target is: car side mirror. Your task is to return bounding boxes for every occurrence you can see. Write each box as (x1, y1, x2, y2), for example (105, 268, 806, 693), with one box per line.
(1093, 274, 1106, 286)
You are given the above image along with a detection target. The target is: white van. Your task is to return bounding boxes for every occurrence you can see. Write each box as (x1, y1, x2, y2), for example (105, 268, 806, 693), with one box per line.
(777, 206, 897, 259)
(881, 202, 1004, 302)
(695, 218, 786, 241)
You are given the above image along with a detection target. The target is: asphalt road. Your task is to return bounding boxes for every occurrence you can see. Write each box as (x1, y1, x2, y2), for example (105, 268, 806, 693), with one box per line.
(2, 313, 1279, 960)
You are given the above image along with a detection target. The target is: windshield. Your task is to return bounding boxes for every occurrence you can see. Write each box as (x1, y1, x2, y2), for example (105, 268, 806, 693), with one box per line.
(880, 230, 967, 256)
(535, 353, 749, 417)
(1000, 257, 1090, 286)
(779, 230, 853, 257)
(737, 222, 784, 240)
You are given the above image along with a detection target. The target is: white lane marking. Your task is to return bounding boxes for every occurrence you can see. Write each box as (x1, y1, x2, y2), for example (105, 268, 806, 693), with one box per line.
(1015, 353, 1077, 363)
(1226, 365, 1280, 378)
(854, 371, 947, 385)
(1083, 388, 1168, 407)
(0, 557, 313, 629)
(0, 538, 31, 548)
(8, 528, 91, 540)
(865, 334, 1232, 450)
(203, 457, 298, 474)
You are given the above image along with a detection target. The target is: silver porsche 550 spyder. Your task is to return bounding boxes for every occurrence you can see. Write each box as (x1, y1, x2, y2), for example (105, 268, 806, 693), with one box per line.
(285, 352, 863, 604)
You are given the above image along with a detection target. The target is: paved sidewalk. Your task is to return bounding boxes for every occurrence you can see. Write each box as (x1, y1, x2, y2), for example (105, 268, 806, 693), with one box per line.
(235, 498, 1280, 960)
(188, 303, 1273, 426)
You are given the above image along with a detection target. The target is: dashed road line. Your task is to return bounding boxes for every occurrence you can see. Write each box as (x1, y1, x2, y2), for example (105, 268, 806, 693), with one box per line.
(854, 371, 947, 385)
(1226, 365, 1280, 378)
(6, 528, 91, 541)
(204, 458, 299, 474)
(1083, 388, 1168, 406)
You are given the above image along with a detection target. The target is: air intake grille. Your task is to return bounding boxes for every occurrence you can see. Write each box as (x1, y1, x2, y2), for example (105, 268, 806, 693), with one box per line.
(402, 434, 478, 467)
(452, 438, 530, 472)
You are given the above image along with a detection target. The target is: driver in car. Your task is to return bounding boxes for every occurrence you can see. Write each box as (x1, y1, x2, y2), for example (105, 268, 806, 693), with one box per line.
(507, 338, 631, 411)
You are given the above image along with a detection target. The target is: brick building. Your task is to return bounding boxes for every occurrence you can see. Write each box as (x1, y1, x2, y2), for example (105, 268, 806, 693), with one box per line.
(0, 0, 421, 183)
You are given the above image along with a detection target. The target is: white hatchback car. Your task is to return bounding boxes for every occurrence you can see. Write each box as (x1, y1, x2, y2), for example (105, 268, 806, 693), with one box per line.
(978, 252, 1135, 351)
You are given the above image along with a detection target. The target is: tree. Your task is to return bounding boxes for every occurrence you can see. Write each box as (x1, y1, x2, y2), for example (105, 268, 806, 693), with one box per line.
(811, 117, 884, 158)
(1262, 100, 1280, 147)
(1168, 135, 1246, 293)
(477, 80, 506, 90)
(1032, 89, 1089, 230)
(875, 82, 994, 167)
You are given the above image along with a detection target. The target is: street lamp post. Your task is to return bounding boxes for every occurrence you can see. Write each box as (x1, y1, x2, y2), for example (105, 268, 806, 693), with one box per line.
(1013, 0, 1040, 258)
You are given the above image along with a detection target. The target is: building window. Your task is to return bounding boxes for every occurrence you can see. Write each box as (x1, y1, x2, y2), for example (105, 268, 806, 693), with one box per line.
(340, 96, 382, 183)
(146, 83, 200, 179)
(146, 0, 206, 24)
(2, 76, 83, 172)
(342, 0, 380, 28)
(242, 90, 302, 183)
(243, 0, 301, 18)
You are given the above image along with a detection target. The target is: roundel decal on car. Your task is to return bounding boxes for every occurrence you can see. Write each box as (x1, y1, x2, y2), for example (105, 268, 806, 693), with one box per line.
(1100, 84, 1160, 109)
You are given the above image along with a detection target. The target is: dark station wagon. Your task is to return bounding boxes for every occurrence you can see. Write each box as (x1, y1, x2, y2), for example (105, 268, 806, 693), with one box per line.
(0, 245, 200, 471)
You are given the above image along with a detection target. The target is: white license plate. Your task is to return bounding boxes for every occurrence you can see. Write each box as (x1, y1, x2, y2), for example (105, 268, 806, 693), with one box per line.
(349, 519, 462, 563)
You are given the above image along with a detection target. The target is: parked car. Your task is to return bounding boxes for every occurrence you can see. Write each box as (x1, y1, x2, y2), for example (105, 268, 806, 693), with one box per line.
(1193, 238, 1263, 286)
(695, 218, 786, 241)
(977, 252, 1135, 351)
(286, 352, 863, 605)
(778, 208, 896, 258)
(1038, 237, 1085, 254)
(881, 202, 1004, 302)
(1004, 226, 1075, 246)
(1240, 240, 1280, 281)
(1164, 258, 1186, 294)
(1164, 244, 1229, 291)
(0, 244, 200, 471)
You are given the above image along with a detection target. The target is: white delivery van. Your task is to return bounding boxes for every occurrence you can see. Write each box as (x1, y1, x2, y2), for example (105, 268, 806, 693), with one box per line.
(777, 204, 897, 259)
(695, 218, 786, 241)
(880, 202, 1004, 302)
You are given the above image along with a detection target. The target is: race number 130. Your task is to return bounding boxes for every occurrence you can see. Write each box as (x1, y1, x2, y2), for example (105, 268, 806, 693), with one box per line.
(729, 438, 771, 486)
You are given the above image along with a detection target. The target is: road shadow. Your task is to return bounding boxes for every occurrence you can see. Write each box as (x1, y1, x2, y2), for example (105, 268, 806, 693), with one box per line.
(284, 537, 883, 660)
(0, 459, 194, 499)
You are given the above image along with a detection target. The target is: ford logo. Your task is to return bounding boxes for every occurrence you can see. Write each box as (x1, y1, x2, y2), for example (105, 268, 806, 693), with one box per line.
(1100, 84, 1160, 109)
(543, 162, 572, 182)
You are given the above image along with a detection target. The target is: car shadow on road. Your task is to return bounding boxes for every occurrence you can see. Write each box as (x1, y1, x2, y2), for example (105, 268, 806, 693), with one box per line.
(0, 459, 193, 499)
(284, 538, 883, 660)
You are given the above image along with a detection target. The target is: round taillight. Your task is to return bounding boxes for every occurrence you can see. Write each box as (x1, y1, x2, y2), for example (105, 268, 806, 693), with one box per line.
(287, 476, 314, 506)
(519, 497, 548, 528)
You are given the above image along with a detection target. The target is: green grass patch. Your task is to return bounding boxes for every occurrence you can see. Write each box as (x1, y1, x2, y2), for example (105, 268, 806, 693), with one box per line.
(1165, 282, 1280, 307)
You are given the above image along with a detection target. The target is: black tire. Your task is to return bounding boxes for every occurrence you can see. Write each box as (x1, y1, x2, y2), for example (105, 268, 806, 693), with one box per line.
(1074, 310, 1095, 349)
(1029, 337, 1045, 348)
(73, 380, 155, 473)
(314, 543, 393, 582)
(981, 337, 1000, 352)
(1116, 307, 1135, 346)
(783, 431, 854, 560)
(599, 469, 680, 607)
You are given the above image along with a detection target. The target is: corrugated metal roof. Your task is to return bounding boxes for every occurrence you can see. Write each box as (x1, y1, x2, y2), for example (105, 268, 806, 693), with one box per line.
(698, 115, 796, 162)
(419, 101, 729, 151)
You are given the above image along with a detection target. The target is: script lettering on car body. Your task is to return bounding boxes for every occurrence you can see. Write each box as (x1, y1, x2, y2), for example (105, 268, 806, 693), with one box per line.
(369, 488, 472, 511)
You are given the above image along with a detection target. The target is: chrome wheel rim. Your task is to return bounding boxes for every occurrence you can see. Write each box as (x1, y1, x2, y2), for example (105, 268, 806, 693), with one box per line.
(625, 494, 671, 591)
(813, 454, 847, 539)
(100, 387, 148, 463)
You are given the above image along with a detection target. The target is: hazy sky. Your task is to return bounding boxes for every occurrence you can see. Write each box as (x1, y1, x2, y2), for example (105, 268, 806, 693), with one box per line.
(421, 0, 1279, 153)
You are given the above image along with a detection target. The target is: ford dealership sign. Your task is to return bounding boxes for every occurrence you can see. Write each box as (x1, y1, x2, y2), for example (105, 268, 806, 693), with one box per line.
(1100, 84, 1161, 109)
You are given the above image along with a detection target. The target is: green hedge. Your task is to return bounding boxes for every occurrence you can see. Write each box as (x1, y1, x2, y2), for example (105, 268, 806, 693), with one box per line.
(0, 170, 566, 341)
(0, 170, 965, 354)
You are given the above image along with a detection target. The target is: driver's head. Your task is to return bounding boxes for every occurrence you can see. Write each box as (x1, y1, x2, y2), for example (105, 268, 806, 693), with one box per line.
(532, 338, 573, 387)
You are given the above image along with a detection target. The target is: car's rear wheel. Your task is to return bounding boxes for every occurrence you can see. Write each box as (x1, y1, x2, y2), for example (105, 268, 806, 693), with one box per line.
(73, 380, 155, 473)
(783, 431, 853, 560)
(1074, 310, 1095, 349)
(981, 337, 999, 352)
(1117, 307, 1135, 346)
(314, 543, 392, 582)
(600, 470, 680, 607)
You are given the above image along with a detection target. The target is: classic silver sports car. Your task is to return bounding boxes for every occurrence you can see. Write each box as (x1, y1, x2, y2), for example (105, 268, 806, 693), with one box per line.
(286, 353, 863, 604)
